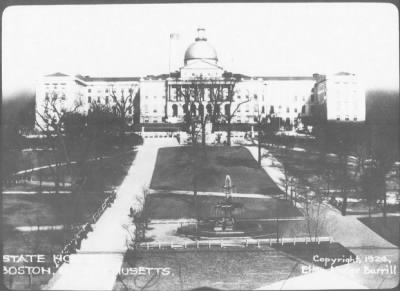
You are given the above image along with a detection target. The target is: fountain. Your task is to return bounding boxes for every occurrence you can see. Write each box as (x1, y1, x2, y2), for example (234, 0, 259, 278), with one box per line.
(213, 175, 243, 232)
(177, 175, 253, 238)
(176, 175, 285, 238)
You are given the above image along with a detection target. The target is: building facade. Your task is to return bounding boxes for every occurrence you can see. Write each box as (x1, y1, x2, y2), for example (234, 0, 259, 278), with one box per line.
(35, 28, 365, 131)
(307, 72, 366, 122)
(35, 73, 139, 130)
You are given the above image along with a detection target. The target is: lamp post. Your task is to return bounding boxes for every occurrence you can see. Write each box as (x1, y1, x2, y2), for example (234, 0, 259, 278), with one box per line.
(266, 115, 271, 148)
(289, 177, 294, 202)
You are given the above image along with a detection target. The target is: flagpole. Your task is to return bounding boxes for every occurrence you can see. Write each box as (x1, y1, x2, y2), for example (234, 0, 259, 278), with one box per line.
(168, 33, 172, 76)
(169, 33, 180, 77)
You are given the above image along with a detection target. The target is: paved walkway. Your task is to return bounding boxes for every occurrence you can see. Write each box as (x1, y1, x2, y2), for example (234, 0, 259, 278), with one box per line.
(12, 148, 136, 176)
(245, 145, 399, 289)
(43, 141, 398, 289)
(149, 189, 276, 199)
(45, 139, 178, 290)
(3, 190, 115, 195)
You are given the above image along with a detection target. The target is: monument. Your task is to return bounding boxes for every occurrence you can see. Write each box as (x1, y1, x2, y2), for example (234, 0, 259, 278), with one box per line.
(213, 175, 243, 231)
(177, 175, 252, 238)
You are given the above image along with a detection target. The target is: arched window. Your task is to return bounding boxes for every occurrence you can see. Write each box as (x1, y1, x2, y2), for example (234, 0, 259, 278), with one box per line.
(172, 104, 178, 117)
(215, 104, 220, 115)
(224, 104, 230, 116)
(270, 105, 274, 114)
(206, 104, 212, 115)
(190, 103, 197, 115)
(198, 103, 204, 117)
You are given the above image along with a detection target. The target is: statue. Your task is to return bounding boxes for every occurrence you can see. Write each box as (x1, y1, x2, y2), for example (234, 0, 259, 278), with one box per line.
(214, 175, 243, 232)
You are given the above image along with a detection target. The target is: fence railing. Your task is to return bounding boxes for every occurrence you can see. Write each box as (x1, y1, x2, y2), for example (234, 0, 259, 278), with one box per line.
(49, 191, 117, 273)
(137, 132, 176, 138)
(90, 192, 116, 224)
(137, 131, 248, 140)
(136, 236, 333, 250)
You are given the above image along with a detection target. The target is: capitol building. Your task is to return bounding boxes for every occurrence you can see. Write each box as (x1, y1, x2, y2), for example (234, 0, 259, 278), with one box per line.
(35, 28, 365, 131)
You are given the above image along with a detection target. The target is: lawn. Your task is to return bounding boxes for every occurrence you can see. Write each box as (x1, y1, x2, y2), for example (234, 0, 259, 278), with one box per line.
(2, 193, 109, 228)
(2, 150, 137, 229)
(113, 248, 305, 291)
(2, 142, 139, 289)
(144, 193, 301, 220)
(150, 146, 283, 195)
(113, 242, 354, 291)
(2, 133, 142, 178)
(3, 148, 137, 192)
(268, 147, 349, 194)
(358, 216, 400, 247)
(276, 242, 356, 269)
(3, 229, 74, 290)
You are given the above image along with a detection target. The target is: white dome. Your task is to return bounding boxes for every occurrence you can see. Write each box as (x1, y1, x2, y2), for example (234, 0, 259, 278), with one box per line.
(184, 28, 218, 64)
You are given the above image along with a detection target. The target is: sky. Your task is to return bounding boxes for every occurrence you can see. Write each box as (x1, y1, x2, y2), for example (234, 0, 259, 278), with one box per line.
(2, 3, 399, 99)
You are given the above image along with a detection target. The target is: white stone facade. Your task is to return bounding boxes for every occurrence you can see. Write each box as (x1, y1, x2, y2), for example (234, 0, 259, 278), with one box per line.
(309, 73, 366, 122)
(35, 29, 366, 131)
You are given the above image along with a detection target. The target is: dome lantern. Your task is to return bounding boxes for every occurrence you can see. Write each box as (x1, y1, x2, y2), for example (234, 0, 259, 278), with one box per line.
(195, 28, 207, 41)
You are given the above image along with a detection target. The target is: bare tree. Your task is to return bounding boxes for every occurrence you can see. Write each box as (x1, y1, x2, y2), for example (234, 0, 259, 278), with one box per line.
(35, 90, 84, 193)
(303, 175, 327, 242)
(253, 101, 274, 167)
(174, 76, 248, 146)
(368, 123, 399, 219)
(281, 164, 291, 201)
(218, 88, 250, 146)
(108, 84, 138, 138)
(129, 186, 150, 244)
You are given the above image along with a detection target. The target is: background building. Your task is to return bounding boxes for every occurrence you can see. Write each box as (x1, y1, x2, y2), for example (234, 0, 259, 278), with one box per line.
(35, 28, 365, 131)
(35, 73, 139, 130)
(307, 72, 366, 123)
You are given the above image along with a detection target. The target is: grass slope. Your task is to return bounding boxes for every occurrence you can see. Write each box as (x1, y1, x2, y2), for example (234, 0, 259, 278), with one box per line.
(359, 216, 400, 247)
(144, 193, 301, 220)
(150, 146, 283, 195)
(113, 248, 304, 291)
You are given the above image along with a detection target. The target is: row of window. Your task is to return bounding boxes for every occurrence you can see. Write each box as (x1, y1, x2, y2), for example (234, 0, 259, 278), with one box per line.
(143, 118, 161, 123)
(334, 81, 357, 85)
(143, 105, 163, 114)
(87, 87, 136, 94)
(336, 116, 359, 121)
(45, 87, 65, 91)
(143, 103, 306, 117)
(144, 95, 166, 99)
(87, 96, 133, 103)
(88, 88, 110, 93)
